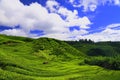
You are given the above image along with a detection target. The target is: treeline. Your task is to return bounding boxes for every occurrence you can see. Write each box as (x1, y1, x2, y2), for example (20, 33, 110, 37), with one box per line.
(65, 39, 94, 45)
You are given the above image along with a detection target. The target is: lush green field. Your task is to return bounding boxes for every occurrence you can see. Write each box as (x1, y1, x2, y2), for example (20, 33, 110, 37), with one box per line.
(0, 34, 120, 80)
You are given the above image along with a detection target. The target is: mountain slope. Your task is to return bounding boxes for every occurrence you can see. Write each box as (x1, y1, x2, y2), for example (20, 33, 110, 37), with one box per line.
(0, 35, 120, 80)
(33, 38, 85, 60)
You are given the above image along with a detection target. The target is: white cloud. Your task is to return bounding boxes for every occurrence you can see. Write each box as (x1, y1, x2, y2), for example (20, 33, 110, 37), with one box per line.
(0, 0, 23, 27)
(66, 16, 91, 29)
(89, 4, 97, 12)
(0, 29, 28, 37)
(57, 7, 91, 29)
(0, 0, 67, 35)
(71, 16, 91, 28)
(114, 0, 120, 5)
(0, 0, 91, 40)
(46, 0, 60, 12)
(58, 7, 78, 18)
(46, 1, 91, 30)
(68, 0, 120, 12)
(41, 29, 88, 41)
(41, 33, 70, 41)
(107, 23, 120, 28)
(81, 23, 120, 42)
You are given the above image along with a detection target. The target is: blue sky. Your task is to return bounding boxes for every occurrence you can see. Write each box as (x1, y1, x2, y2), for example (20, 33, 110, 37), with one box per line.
(0, 0, 120, 41)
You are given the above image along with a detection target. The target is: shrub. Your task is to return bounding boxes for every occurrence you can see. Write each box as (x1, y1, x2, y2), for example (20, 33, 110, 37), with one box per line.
(87, 48, 105, 56)
(84, 57, 120, 70)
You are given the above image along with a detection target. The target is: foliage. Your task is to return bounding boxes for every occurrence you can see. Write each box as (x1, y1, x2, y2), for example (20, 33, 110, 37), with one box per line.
(0, 35, 120, 80)
(87, 48, 105, 56)
(66, 40, 119, 57)
(32, 37, 84, 59)
(84, 56, 120, 70)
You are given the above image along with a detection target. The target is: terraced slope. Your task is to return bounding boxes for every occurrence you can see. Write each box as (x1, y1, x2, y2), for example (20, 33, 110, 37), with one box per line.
(0, 35, 120, 80)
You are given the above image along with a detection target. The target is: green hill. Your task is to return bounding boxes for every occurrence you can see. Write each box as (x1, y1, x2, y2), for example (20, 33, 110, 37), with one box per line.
(66, 40, 120, 57)
(66, 40, 120, 70)
(0, 34, 120, 80)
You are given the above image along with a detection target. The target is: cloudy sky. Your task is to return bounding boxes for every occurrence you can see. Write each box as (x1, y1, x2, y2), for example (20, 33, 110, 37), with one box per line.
(0, 0, 120, 41)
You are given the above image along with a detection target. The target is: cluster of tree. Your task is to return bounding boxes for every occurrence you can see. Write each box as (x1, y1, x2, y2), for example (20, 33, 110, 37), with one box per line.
(87, 48, 105, 56)
(84, 56, 120, 70)
(78, 39, 94, 43)
(66, 39, 94, 45)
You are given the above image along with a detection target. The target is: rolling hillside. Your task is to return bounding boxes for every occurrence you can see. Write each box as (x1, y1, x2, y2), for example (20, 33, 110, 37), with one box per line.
(0, 34, 120, 80)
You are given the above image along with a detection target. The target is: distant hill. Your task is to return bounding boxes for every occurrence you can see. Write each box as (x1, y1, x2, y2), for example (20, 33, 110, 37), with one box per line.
(66, 40, 120, 57)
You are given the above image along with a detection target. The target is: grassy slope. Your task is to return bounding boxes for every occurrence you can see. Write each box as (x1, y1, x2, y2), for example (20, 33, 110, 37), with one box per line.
(0, 35, 120, 80)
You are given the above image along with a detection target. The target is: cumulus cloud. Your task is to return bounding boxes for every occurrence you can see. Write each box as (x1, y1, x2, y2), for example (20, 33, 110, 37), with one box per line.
(66, 16, 91, 29)
(0, 0, 91, 39)
(0, 0, 67, 36)
(68, 0, 120, 12)
(2, 0, 119, 42)
(57, 7, 91, 29)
